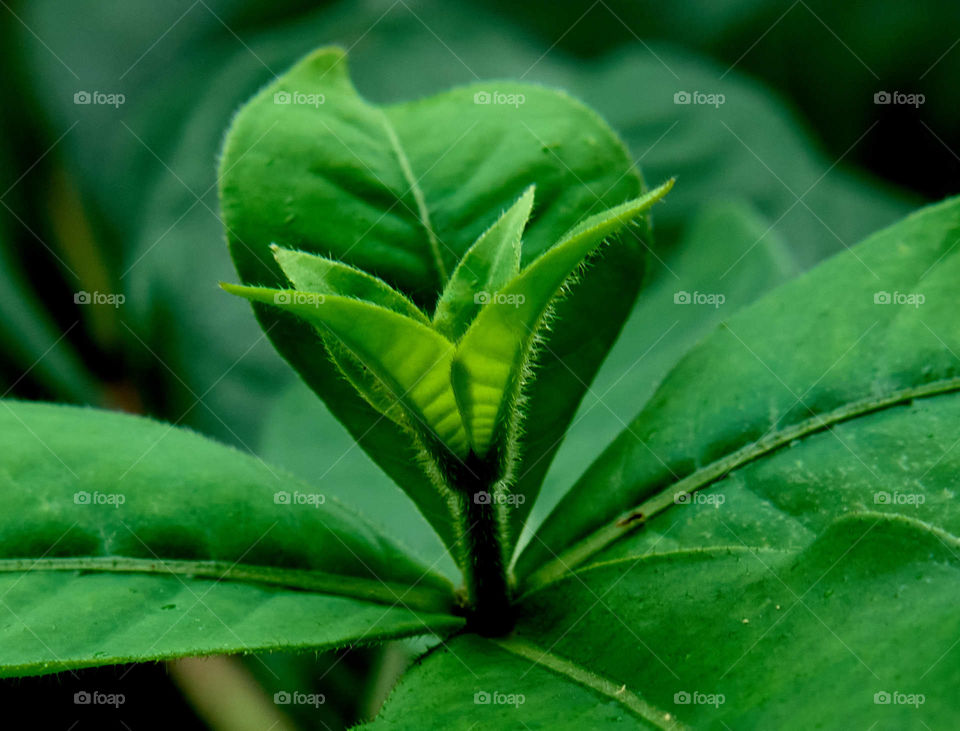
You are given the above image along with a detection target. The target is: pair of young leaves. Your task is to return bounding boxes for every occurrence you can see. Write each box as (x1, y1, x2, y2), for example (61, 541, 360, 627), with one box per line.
(224, 180, 673, 466)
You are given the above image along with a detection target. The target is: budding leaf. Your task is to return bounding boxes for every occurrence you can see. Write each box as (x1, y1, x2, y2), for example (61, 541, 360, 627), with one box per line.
(271, 246, 430, 423)
(451, 179, 675, 457)
(432, 186, 534, 340)
(221, 284, 469, 458)
(271, 246, 427, 321)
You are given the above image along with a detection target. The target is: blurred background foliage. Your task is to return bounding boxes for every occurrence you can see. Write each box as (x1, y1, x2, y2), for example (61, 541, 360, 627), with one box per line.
(0, 0, 952, 727)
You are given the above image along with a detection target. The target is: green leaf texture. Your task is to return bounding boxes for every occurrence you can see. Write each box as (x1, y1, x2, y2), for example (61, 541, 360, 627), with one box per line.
(0, 401, 462, 677)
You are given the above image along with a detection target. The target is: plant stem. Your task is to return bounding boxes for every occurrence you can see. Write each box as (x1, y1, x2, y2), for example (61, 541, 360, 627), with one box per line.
(447, 452, 514, 636)
(460, 486, 513, 635)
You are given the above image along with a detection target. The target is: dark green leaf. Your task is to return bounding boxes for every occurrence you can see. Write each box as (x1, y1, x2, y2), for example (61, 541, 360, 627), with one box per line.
(0, 401, 460, 676)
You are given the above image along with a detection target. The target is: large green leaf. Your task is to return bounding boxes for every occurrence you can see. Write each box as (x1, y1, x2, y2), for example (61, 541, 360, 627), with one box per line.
(219, 46, 645, 551)
(521, 194, 960, 581)
(376, 195, 960, 728)
(378, 515, 960, 729)
(522, 200, 800, 542)
(258, 380, 457, 579)
(0, 401, 461, 676)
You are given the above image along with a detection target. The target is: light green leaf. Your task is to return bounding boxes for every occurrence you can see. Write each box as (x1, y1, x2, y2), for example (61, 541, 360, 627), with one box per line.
(272, 246, 428, 424)
(453, 181, 673, 457)
(433, 186, 534, 341)
(0, 401, 461, 676)
(221, 284, 468, 459)
(272, 245, 427, 321)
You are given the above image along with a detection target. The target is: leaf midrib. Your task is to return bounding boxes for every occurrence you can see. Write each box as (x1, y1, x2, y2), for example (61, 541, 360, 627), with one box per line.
(378, 110, 448, 285)
(524, 374, 960, 592)
(493, 635, 686, 730)
(0, 557, 456, 615)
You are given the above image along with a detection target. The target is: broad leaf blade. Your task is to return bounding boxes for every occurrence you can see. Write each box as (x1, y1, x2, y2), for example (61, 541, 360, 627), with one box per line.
(0, 572, 461, 680)
(433, 186, 534, 340)
(0, 401, 460, 676)
(452, 181, 673, 457)
(378, 435, 960, 727)
(258, 380, 457, 579)
(520, 194, 960, 584)
(527, 200, 801, 537)
(222, 285, 468, 458)
(372, 633, 673, 729)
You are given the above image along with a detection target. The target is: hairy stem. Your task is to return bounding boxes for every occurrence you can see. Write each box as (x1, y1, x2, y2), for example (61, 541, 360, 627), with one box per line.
(446, 452, 513, 635)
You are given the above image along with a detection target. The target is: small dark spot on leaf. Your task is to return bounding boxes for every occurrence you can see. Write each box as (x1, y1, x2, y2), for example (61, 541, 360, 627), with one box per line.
(616, 511, 644, 527)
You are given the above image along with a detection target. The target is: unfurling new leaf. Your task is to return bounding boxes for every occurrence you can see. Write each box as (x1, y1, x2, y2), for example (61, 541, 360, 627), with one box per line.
(223, 180, 673, 466)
